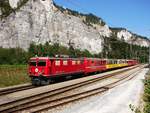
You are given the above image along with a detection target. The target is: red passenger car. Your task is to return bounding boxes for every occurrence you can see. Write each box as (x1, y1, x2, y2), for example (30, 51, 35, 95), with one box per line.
(127, 59, 138, 66)
(84, 58, 107, 74)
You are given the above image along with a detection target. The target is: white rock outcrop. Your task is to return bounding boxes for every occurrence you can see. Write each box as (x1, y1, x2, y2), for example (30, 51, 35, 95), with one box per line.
(117, 30, 149, 47)
(97, 25, 112, 37)
(117, 30, 132, 41)
(9, 0, 21, 8)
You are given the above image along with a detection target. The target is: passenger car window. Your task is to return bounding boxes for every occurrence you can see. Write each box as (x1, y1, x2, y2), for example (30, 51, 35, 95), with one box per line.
(63, 60, 68, 65)
(77, 60, 80, 64)
(55, 60, 60, 66)
(72, 61, 76, 65)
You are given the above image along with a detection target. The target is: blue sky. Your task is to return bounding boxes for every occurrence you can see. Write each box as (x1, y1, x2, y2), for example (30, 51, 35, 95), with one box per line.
(53, 0, 150, 38)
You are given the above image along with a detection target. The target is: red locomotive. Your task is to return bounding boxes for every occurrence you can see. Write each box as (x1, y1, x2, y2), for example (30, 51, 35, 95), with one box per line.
(28, 57, 138, 85)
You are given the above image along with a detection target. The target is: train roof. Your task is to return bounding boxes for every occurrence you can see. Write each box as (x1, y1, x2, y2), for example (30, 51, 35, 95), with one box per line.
(30, 57, 137, 61)
(30, 57, 50, 60)
(30, 57, 84, 60)
(30, 57, 106, 61)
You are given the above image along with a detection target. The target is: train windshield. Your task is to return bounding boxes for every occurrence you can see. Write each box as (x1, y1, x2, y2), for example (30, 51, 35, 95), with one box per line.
(37, 60, 46, 66)
(29, 61, 36, 66)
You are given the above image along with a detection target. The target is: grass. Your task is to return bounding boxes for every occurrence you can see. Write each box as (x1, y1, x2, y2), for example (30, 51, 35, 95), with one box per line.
(0, 65, 30, 88)
(143, 71, 150, 113)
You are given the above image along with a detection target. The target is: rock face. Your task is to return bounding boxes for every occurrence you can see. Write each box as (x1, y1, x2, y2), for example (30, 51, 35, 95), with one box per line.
(117, 30, 149, 47)
(0, 0, 111, 54)
(0, 0, 149, 54)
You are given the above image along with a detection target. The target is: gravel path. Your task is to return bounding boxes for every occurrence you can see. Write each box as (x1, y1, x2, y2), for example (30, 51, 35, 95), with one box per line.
(49, 68, 148, 113)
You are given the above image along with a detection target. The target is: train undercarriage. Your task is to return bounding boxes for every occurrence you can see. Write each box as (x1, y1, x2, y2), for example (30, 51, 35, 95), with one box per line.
(31, 76, 50, 86)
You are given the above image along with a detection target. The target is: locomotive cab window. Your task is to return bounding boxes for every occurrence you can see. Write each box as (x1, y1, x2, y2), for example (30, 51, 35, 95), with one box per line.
(38, 60, 46, 66)
(29, 61, 36, 66)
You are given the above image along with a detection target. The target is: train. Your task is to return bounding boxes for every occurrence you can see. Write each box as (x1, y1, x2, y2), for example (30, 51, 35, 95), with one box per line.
(28, 57, 138, 85)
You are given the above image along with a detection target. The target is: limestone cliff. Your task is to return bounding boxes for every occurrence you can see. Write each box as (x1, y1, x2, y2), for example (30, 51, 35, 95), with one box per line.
(0, 0, 149, 54)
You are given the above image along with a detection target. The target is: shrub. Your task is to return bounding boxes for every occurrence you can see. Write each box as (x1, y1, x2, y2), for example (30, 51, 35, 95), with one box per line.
(143, 73, 150, 113)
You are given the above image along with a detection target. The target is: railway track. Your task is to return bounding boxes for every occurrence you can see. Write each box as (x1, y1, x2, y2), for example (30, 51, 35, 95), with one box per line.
(0, 65, 143, 113)
(0, 84, 35, 96)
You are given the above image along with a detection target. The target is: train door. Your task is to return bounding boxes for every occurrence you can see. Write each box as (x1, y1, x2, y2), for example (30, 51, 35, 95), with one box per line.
(50, 59, 55, 75)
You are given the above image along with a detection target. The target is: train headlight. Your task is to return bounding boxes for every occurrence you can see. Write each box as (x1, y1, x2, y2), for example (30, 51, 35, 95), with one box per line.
(35, 68, 38, 72)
